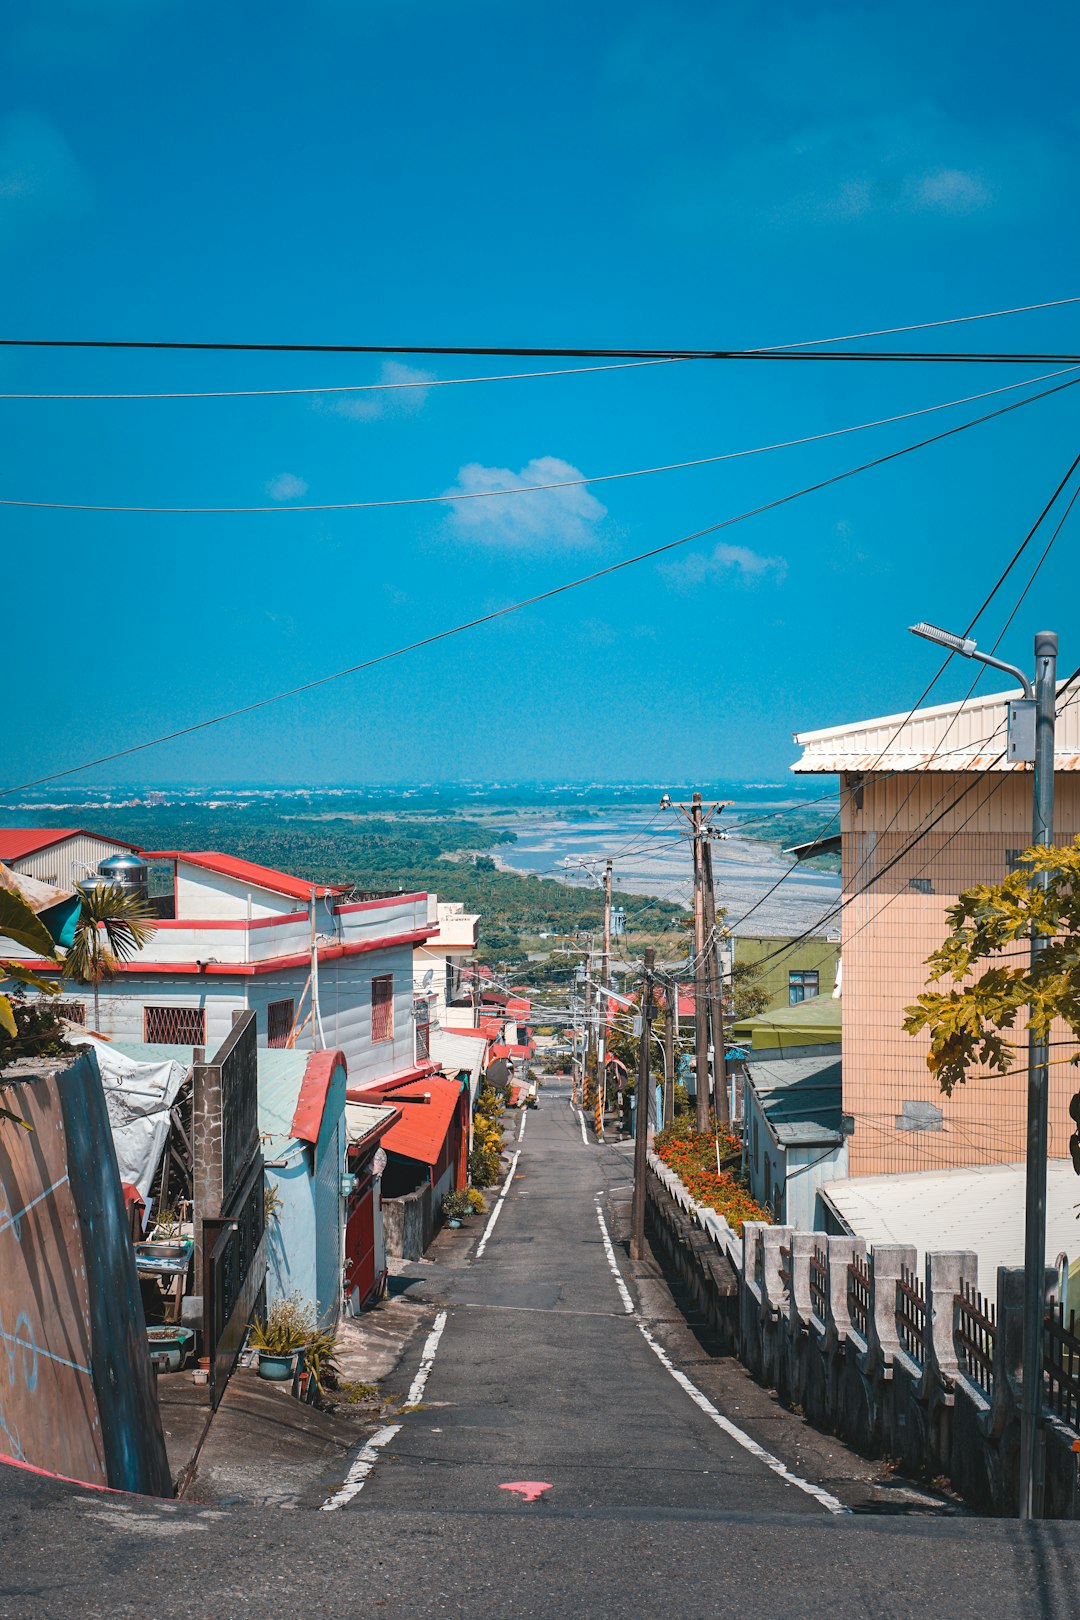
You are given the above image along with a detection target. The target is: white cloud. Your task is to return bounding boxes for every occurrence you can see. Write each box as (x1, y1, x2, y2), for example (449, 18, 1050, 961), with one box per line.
(662, 542, 787, 590)
(0, 112, 91, 240)
(445, 457, 606, 549)
(266, 472, 309, 501)
(320, 360, 436, 422)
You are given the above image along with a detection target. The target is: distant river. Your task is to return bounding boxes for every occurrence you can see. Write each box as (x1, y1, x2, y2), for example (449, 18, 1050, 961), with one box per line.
(492, 807, 842, 939)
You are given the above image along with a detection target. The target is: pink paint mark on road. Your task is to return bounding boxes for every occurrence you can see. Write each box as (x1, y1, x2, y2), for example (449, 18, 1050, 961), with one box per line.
(499, 1480, 553, 1503)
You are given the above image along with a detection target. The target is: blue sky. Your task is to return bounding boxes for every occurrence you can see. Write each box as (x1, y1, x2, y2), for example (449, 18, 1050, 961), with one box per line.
(3, 0, 1078, 788)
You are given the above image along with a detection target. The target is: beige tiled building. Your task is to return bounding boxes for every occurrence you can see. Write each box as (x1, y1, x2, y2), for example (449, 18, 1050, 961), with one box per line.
(793, 683, 1080, 1177)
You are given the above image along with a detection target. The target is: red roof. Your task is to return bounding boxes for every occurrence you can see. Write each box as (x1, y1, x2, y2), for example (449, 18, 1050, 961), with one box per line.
(0, 828, 140, 860)
(142, 849, 347, 902)
(440, 1027, 489, 1041)
(291, 1049, 346, 1146)
(380, 1074, 464, 1166)
(491, 1042, 535, 1061)
(505, 997, 531, 1016)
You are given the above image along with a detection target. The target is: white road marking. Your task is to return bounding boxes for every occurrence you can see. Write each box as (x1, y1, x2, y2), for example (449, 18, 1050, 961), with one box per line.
(320, 1425, 402, 1512)
(321, 1309, 449, 1512)
(405, 1309, 448, 1407)
(476, 1148, 521, 1259)
(518, 1109, 528, 1141)
(594, 1201, 635, 1315)
(575, 1108, 588, 1145)
(592, 1204, 849, 1517)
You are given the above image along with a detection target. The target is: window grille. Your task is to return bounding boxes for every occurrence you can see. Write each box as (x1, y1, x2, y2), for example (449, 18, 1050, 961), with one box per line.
(908, 877, 934, 894)
(144, 1005, 205, 1045)
(55, 1000, 86, 1025)
(267, 999, 294, 1049)
(371, 974, 394, 1043)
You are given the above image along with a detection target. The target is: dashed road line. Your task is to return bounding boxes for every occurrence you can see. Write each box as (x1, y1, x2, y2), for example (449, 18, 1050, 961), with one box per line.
(476, 1148, 522, 1259)
(592, 1204, 849, 1517)
(321, 1310, 449, 1511)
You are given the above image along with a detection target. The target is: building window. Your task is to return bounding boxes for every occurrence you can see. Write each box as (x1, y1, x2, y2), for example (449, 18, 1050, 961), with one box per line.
(144, 1005, 205, 1045)
(414, 998, 431, 1062)
(55, 1000, 86, 1025)
(371, 974, 394, 1043)
(789, 970, 819, 1005)
(908, 877, 934, 895)
(267, 998, 294, 1049)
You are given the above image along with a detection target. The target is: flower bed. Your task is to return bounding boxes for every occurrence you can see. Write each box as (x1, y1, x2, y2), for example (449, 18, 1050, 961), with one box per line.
(653, 1120, 771, 1235)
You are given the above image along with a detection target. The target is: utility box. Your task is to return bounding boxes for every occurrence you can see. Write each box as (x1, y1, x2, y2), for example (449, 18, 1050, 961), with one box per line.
(1007, 698, 1037, 762)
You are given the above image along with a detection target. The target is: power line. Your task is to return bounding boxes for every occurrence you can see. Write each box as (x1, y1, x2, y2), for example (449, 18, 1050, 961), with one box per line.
(6, 294, 1080, 398)
(7, 366, 1075, 515)
(4, 374, 1075, 800)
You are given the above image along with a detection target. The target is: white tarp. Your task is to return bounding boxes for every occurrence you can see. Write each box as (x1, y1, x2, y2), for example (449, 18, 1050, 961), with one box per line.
(70, 1034, 189, 1201)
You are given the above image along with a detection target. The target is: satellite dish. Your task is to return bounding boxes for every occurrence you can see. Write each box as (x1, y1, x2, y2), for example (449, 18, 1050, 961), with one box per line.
(422, 969, 434, 988)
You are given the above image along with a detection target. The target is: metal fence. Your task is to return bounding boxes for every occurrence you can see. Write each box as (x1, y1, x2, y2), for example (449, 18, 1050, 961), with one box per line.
(896, 1265, 926, 1363)
(1044, 1303, 1080, 1429)
(203, 1154, 266, 1409)
(847, 1254, 871, 1341)
(809, 1244, 828, 1323)
(955, 1280, 996, 1399)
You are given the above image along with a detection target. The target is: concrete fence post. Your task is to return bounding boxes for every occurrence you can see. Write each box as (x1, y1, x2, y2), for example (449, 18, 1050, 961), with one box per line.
(924, 1250, 979, 1385)
(788, 1231, 817, 1327)
(825, 1236, 864, 1345)
(866, 1244, 918, 1376)
(759, 1226, 792, 1320)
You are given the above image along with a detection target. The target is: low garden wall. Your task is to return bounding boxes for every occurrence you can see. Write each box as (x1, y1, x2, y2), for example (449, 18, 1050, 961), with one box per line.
(383, 1182, 433, 1261)
(645, 1152, 1080, 1518)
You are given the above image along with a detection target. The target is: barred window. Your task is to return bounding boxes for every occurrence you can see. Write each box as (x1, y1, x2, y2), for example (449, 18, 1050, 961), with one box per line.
(55, 1000, 86, 1025)
(267, 998, 294, 1049)
(144, 1005, 205, 1045)
(371, 974, 394, 1043)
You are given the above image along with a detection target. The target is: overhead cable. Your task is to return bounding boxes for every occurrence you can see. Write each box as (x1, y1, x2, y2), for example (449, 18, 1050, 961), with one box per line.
(3, 373, 1076, 799)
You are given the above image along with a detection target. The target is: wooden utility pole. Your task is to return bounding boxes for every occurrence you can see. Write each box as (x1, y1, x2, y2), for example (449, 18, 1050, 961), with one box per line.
(700, 836, 729, 1125)
(631, 947, 656, 1261)
(688, 794, 710, 1130)
(597, 858, 613, 1128)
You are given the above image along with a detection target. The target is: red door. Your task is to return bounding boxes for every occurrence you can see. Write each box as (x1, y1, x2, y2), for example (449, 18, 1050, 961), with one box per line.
(344, 1170, 377, 1312)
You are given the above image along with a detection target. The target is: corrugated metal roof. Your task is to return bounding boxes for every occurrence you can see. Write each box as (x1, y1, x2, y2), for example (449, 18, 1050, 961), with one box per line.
(344, 1101, 399, 1147)
(140, 849, 346, 900)
(820, 1160, 1080, 1281)
(257, 1048, 310, 1143)
(793, 681, 1080, 774)
(430, 1029, 486, 1080)
(0, 828, 140, 858)
(95, 1039, 196, 1066)
(746, 1052, 843, 1146)
(381, 1074, 462, 1166)
(733, 996, 842, 1035)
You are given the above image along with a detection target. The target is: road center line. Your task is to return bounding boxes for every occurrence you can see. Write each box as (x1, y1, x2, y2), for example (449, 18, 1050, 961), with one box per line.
(476, 1148, 522, 1259)
(592, 1204, 849, 1517)
(321, 1309, 449, 1512)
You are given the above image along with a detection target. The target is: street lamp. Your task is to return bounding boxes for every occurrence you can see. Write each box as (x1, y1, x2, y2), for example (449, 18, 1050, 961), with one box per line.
(909, 622, 1059, 1519)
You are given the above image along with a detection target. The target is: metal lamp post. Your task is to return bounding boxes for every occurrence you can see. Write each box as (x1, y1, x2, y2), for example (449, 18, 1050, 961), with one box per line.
(910, 623, 1058, 1519)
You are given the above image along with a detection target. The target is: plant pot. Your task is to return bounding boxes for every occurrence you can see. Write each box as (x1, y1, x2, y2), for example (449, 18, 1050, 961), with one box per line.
(257, 1351, 295, 1381)
(446, 1218, 462, 1228)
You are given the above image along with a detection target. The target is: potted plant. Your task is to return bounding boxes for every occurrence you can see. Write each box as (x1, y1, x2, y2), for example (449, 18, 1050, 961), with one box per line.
(466, 1188, 485, 1216)
(249, 1293, 314, 1381)
(441, 1189, 471, 1227)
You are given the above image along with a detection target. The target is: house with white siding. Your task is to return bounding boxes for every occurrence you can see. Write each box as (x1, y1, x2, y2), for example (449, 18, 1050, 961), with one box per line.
(12, 847, 439, 1092)
(0, 827, 141, 890)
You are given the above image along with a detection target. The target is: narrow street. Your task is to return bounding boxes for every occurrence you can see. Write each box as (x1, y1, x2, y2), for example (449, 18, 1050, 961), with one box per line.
(350, 1078, 847, 1519)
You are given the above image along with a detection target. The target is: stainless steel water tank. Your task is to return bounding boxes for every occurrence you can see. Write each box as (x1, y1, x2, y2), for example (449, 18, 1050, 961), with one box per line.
(95, 852, 149, 901)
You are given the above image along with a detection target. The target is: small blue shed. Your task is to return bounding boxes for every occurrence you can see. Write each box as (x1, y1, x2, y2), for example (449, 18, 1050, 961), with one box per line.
(258, 1047, 348, 1329)
(742, 1051, 847, 1230)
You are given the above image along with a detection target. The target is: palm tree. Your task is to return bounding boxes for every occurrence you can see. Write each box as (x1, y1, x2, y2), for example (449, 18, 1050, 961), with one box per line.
(62, 883, 157, 1031)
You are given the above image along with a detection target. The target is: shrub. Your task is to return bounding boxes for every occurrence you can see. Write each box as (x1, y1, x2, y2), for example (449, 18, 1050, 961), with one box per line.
(441, 1188, 471, 1221)
(653, 1123, 770, 1236)
(466, 1187, 485, 1214)
(469, 1146, 501, 1187)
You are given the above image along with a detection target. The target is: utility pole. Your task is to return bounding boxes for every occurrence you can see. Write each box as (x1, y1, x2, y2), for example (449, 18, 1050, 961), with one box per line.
(687, 793, 711, 1130)
(597, 858, 613, 1130)
(631, 947, 656, 1261)
(1019, 629, 1059, 1521)
(909, 619, 1060, 1521)
(663, 978, 676, 1127)
(700, 835, 730, 1125)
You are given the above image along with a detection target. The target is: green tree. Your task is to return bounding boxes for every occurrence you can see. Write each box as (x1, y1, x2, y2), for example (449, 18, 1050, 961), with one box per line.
(904, 840, 1080, 1096)
(62, 883, 157, 1030)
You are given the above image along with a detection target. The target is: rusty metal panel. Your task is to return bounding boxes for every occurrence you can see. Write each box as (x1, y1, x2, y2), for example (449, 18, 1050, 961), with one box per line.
(0, 1053, 171, 1494)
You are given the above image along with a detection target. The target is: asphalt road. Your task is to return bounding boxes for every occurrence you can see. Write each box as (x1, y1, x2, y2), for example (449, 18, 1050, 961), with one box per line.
(5, 1078, 1080, 1618)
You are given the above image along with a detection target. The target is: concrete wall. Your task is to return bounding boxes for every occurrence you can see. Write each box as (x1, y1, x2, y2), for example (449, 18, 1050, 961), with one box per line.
(735, 934, 839, 1012)
(382, 1183, 433, 1261)
(647, 1157, 1080, 1518)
